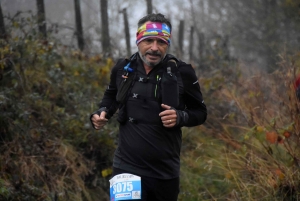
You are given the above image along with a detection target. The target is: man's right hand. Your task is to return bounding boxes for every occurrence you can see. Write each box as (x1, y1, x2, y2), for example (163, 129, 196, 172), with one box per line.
(91, 111, 108, 130)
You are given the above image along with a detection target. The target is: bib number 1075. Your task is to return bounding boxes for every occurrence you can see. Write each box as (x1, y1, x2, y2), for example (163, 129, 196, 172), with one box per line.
(109, 173, 141, 200)
(112, 181, 133, 194)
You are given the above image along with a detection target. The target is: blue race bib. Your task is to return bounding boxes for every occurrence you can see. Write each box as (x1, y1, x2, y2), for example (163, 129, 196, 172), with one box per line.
(109, 173, 141, 200)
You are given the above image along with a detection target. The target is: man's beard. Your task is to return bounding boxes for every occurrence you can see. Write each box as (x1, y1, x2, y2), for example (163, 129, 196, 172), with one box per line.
(138, 49, 167, 67)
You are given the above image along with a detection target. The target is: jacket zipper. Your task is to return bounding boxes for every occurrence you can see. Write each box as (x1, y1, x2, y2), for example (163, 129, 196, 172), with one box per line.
(155, 75, 161, 98)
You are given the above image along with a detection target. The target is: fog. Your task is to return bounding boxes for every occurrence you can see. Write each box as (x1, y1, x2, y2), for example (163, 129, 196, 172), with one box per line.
(2, 0, 300, 71)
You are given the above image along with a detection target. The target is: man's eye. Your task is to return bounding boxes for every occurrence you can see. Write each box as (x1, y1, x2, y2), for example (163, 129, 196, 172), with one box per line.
(158, 40, 166, 44)
(145, 39, 153, 43)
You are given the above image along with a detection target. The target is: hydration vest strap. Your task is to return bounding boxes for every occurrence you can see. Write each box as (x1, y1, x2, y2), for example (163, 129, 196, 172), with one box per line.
(128, 93, 158, 102)
(127, 116, 163, 125)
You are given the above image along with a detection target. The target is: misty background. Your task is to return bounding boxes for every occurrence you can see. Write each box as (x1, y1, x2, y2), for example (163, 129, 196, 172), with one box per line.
(3, 0, 299, 73)
(2, 1, 300, 200)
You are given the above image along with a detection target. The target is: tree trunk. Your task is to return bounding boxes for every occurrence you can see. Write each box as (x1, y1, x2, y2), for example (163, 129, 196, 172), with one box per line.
(100, 0, 111, 56)
(36, 0, 47, 38)
(189, 26, 194, 63)
(122, 8, 131, 57)
(0, 3, 6, 39)
(198, 32, 205, 62)
(178, 20, 184, 58)
(146, 0, 153, 14)
(264, 0, 279, 72)
(74, 0, 84, 51)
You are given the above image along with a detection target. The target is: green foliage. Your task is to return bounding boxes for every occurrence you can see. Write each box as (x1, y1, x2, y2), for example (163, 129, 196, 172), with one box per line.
(0, 179, 9, 198)
(179, 52, 300, 200)
(2, 9, 300, 201)
(0, 14, 116, 200)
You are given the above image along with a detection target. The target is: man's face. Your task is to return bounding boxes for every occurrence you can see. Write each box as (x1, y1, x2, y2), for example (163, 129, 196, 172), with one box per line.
(138, 37, 169, 68)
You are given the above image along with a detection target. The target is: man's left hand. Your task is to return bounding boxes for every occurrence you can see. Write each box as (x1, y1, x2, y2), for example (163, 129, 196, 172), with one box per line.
(159, 104, 177, 128)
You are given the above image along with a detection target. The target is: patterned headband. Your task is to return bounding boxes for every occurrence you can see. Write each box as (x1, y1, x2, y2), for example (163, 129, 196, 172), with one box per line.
(136, 22, 171, 45)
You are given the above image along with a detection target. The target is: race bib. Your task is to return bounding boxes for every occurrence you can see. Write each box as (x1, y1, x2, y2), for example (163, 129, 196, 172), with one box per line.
(109, 173, 142, 200)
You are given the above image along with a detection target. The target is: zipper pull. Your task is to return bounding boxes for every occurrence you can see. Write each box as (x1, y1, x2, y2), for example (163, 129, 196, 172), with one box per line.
(122, 72, 129, 79)
(167, 67, 172, 76)
(155, 75, 159, 98)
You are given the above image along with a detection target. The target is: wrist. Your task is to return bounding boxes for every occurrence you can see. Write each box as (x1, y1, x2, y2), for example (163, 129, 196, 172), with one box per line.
(175, 110, 189, 127)
(95, 107, 108, 116)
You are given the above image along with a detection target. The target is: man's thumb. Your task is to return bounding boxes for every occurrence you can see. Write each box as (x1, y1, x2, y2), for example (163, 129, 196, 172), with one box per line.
(161, 104, 171, 110)
(100, 111, 107, 119)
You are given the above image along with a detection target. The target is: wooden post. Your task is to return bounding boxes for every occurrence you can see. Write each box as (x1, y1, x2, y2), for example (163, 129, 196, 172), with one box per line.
(100, 0, 111, 56)
(74, 0, 84, 51)
(189, 26, 194, 63)
(122, 8, 131, 57)
(198, 32, 205, 61)
(0, 3, 6, 39)
(178, 20, 184, 58)
(146, 0, 153, 14)
(36, 0, 47, 38)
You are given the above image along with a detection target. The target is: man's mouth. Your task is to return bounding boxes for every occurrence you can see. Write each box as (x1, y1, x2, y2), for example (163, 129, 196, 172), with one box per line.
(146, 53, 161, 59)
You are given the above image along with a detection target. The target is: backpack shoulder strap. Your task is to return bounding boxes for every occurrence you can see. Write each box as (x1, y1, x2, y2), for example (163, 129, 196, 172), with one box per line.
(163, 54, 181, 74)
(116, 53, 139, 104)
(165, 54, 180, 62)
(114, 52, 139, 70)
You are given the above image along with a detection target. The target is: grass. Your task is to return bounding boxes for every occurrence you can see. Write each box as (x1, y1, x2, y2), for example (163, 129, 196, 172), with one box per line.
(179, 53, 300, 200)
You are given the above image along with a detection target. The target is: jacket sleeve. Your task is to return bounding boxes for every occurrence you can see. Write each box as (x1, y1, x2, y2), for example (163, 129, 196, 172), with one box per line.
(179, 63, 207, 127)
(96, 59, 126, 119)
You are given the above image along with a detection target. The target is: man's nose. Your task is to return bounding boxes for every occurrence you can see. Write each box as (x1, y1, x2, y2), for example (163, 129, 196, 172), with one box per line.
(150, 40, 159, 51)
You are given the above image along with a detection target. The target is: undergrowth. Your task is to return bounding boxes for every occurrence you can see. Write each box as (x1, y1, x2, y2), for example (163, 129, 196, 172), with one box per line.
(0, 14, 117, 200)
(2, 12, 300, 201)
(179, 53, 300, 200)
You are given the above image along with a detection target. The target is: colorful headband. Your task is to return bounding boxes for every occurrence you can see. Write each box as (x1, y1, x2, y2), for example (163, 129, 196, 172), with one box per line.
(136, 22, 171, 45)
